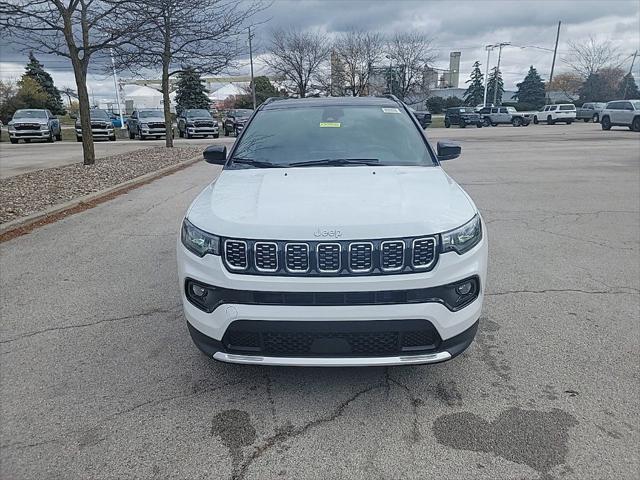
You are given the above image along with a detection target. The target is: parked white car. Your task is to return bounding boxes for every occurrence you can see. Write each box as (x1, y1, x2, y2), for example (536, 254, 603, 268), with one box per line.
(600, 100, 640, 132)
(532, 104, 576, 125)
(177, 96, 488, 367)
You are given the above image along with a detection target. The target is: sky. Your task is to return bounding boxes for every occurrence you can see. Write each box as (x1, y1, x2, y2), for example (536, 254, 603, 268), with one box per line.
(1, 0, 639, 101)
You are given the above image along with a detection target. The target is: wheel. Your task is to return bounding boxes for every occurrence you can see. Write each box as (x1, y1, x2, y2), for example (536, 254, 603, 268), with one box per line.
(224, 126, 229, 136)
(632, 117, 640, 132)
(109, 135, 116, 141)
(482, 117, 491, 127)
(213, 134, 219, 138)
(593, 113, 599, 123)
(583, 118, 590, 123)
(566, 120, 572, 124)
(128, 128, 135, 140)
(56, 132, 62, 141)
(533, 116, 539, 124)
(185, 130, 191, 139)
(46, 132, 54, 143)
(601, 116, 611, 130)
(10, 138, 18, 144)
(178, 129, 184, 138)
(444, 119, 451, 128)
(512, 117, 523, 127)
(547, 115, 554, 125)
(76, 136, 82, 142)
(138, 127, 145, 140)
(458, 119, 466, 128)
(476, 122, 482, 128)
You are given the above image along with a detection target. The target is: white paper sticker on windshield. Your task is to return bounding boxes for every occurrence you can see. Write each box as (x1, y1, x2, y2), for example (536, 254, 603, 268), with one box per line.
(382, 107, 400, 114)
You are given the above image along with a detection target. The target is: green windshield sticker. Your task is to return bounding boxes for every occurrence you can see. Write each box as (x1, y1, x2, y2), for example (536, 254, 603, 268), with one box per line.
(320, 122, 341, 127)
(382, 107, 400, 113)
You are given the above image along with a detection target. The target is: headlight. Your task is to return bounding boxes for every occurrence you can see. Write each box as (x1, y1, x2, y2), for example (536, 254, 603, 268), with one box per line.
(441, 214, 482, 255)
(181, 218, 220, 257)
(140, 122, 149, 128)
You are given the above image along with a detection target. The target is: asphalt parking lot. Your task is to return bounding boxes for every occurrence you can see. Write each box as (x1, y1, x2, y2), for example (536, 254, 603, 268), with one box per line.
(1, 122, 639, 479)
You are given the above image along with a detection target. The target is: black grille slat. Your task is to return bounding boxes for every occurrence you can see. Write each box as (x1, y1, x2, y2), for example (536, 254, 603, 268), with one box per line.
(317, 243, 341, 272)
(147, 122, 165, 129)
(349, 243, 373, 272)
(381, 241, 405, 271)
(224, 240, 247, 270)
(413, 238, 436, 268)
(255, 242, 278, 271)
(285, 244, 309, 272)
(194, 121, 214, 127)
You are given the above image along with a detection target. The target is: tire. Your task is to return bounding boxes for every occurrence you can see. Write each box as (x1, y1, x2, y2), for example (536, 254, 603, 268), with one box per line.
(547, 115, 554, 125)
(533, 116, 539, 125)
(583, 118, 590, 123)
(512, 117, 522, 127)
(566, 120, 572, 125)
(459, 119, 466, 128)
(109, 135, 116, 141)
(76, 135, 82, 142)
(593, 114, 599, 123)
(601, 116, 611, 130)
(178, 129, 184, 138)
(476, 122, 483, 128)
(10, 138, 18, 144)
(483, 117, 491, 127)
(632, 117, 640, 132)
(444, 119, 451, 128)
(185, 130, 191, 139)
(56, 132, 62, 141)
(213, 134, 219, 138)
(128, 128, 135, 140)
(47, 132, 54, 143)
(138, 127, 145, 140)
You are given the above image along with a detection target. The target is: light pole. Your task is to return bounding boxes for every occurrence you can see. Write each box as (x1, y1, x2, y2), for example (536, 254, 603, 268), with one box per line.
(110, 48, 126, 130)
(483, 44, 496, 107)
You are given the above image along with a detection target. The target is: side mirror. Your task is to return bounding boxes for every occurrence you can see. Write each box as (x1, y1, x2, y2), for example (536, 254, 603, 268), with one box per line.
(203, 145, 227, 165)
(437, 141, 461, 161)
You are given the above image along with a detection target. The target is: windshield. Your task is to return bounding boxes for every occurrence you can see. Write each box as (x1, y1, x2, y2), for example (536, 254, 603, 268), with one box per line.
(231, 105, 434, 167)
(139, 111, 162, 118)
(631, 100, 640, 109)
(458, 108, 476, 113)
(186, 109, 211, 118)
(232, 109, 253, 118)
(13, 110, 46, 119)
(89, 110, 110, 120)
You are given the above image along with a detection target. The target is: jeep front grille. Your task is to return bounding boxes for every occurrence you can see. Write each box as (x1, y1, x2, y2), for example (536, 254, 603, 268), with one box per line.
(221, 235, 438, 276)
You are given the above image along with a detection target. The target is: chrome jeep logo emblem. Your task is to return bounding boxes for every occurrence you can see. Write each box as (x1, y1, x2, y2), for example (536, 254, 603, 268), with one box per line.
(314, 228, 342, 238)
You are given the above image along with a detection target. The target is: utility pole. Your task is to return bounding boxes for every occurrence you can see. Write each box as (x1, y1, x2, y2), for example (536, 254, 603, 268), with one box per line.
(248, 26, 256, 109)
(110, 48, 125, 130)
(492, 42, 510, 106)
(623, 50, 638, 99)
(548, 21, 561, 103)
(483, 44, 496, 106)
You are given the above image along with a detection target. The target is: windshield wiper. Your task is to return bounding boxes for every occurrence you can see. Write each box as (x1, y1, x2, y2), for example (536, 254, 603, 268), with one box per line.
(289, 158, 380, 167)
(230, 157, 285, 168)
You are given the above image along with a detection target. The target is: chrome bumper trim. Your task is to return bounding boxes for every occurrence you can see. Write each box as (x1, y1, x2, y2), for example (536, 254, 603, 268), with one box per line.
(212, 351, 451, 367)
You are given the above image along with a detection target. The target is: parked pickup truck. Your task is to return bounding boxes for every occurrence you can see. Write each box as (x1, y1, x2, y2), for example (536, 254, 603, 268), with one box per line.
(127, 109, 171, 140)
(75, 108, 116, 142)
(410, 108, 432, 128)
(7, 109, 62, 144)
(576, 102, 606, 123)
(478, 106, 531, 127)
(177, 109, 219, 138)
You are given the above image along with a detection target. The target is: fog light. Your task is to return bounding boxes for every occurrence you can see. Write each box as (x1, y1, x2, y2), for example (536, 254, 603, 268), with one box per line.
(455, 281, 473, 296)
(191, 284, 207, 298)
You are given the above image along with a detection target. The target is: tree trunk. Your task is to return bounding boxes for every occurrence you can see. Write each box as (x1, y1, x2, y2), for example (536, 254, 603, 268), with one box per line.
(72, 59, 95, 166)
(161, 59, 173, 148)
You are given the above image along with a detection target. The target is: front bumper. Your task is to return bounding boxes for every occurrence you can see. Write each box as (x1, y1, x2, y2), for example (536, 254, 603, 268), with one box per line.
(9, 129, 49, 138)
(76, 128, 114, 138)
(186, 126, 219, 135)
(141, 127, 168, 136)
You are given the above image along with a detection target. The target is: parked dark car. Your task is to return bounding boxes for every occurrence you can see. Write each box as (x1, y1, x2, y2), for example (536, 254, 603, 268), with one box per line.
(410, 108, 432, 128)
(478, 106, 531, 127)
(444, 107, 482, 128)
(75, 108, 116, 142)
(177, 109, 219, 138)
(223, 109, 253, 136)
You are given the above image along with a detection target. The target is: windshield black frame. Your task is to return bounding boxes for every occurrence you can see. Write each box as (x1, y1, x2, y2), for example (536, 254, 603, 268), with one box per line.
(225, 102, 437, 169)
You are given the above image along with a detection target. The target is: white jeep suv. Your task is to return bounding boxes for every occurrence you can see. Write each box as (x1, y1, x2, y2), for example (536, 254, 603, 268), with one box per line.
(533, 104, 576, 125)
(177, 96, 488, 367)
(600, 100, 640, 132)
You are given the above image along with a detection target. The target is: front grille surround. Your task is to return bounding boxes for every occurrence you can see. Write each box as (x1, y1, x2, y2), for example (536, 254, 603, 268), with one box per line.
(221, 235, 439, 276)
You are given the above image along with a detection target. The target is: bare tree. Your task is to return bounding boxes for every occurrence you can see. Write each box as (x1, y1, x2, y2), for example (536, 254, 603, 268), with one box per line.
(265, 28, 332, 98)
(0, 1, 140, 165)
(334, 30, 383, 96)
(386, 32, 436, 101)
(546, 72, 583, 102)
(112, 0, 262, 147)
(563, 36, 622, 79)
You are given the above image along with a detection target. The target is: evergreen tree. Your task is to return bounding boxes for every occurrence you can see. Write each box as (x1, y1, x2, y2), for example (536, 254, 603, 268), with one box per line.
(175, 67, 210, 113)
(618, 73, 640, 99)
(487, 67, 504, 105)
(463, 61, 485, 106)
(514, 66, 546, 109)
(24, 52, 65, 115)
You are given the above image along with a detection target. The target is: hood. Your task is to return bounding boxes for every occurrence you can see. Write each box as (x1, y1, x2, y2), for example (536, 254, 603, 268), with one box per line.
(187, 166, 477, 240)
(140, 116, 165, 122)
(10, 119, 47, 125)
(187, 116, 214, 121)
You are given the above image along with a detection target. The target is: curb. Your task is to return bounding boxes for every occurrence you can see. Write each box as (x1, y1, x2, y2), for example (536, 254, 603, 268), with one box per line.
(0, 156, 202, 242)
